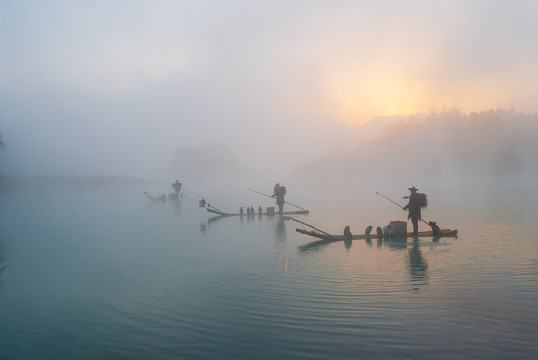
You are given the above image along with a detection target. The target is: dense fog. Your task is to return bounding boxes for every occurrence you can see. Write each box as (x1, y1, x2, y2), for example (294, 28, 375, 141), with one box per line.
(1, 1, 538, 202)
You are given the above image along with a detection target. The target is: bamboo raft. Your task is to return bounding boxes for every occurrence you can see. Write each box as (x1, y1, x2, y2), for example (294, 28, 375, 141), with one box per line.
(285, 216, 457, 243)
(207, 207, 309, 217)
(295, 228, 457, 240)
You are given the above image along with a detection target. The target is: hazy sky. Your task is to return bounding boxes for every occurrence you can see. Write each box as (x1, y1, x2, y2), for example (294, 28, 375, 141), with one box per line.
(1, 0, 537, 178)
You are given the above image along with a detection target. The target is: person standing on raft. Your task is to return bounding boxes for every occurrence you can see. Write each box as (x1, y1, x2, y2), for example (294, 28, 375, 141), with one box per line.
(172, 180, 182, 195)
(271, 183, 286, 214)
(402, 186, 428, 235)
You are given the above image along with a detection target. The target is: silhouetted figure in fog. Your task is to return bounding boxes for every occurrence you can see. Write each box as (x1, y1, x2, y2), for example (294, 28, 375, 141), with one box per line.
(247, 207, 251, 216)
(172, 180, 182, 195)
(271, 183, 286, 214)
(344, 226, 353, 250)
(365, 225, 373, 236)
(376, 227, 383, 238)
(344, 226, 352, 240)
(240, 207, 244, 216)
(250, 206, 255, 215)
(428, 221, 441, 235)
(402, 186, 428, 235)
(258, 206, 262, 216)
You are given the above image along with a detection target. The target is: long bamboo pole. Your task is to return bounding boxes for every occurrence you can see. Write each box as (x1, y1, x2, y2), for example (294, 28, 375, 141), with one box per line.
(283, 216, 332, 236)
(248, 188, 306, 211)
(375, 191, 430, 226)
(375, 191, 445, 234)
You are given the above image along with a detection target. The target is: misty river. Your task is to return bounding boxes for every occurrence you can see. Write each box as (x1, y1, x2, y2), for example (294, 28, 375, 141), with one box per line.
(0, 179, 537, 360)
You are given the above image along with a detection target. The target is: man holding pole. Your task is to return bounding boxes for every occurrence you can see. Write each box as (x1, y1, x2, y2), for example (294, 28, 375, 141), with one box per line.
(271, 183, 286, 214)
(402, 186, 427, 235)
(172, 180, 182, 195)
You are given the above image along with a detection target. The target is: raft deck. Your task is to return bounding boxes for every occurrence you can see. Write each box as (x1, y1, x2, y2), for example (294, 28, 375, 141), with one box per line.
(208, 208, 309, 217)
(295, 228, 457, 240)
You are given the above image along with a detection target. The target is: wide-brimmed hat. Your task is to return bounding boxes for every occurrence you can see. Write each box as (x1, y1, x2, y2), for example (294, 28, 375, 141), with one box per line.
(408, 186, 418, 191)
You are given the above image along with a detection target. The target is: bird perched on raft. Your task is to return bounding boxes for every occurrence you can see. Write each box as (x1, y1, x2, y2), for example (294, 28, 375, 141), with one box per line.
(344, 226, 352, 240)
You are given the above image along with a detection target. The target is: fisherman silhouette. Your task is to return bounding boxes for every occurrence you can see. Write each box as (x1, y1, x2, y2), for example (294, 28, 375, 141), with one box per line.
(402, 186, 428, 235)
(172, 180, 182, 195)
(271, 183, 286, 214)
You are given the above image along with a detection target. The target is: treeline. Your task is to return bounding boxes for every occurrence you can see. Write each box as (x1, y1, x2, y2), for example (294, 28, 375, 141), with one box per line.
(298, 108, 538, 180)
(0, 175, 156, 191)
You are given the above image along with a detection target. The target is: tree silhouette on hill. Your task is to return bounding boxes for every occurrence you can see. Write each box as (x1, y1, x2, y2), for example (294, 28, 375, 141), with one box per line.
(297, 108, 538, 179)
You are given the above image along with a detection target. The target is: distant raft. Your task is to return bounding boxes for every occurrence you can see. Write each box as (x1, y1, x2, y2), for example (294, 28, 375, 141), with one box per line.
(207, 207, 309, 217)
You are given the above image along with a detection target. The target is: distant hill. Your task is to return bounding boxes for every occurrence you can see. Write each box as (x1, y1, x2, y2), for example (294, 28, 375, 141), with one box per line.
(358, 113, 427, 140)
(295, 108, 538, 180)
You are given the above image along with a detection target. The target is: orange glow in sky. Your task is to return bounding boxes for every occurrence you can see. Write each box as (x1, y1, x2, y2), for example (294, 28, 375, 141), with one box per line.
(325, 65, 429, 126)
(318, 45, 538, 127)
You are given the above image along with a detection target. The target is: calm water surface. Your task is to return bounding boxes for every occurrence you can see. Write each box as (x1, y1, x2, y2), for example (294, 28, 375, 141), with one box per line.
(1, 183, 537, 359)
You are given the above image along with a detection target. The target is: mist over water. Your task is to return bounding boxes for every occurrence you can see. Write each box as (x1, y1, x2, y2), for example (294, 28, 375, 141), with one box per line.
(2, 1, 538, 358)
(1, 173, 537, 359)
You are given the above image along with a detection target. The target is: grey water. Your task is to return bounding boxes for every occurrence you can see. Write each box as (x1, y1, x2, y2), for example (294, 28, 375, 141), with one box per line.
(1, 181, 537, 360)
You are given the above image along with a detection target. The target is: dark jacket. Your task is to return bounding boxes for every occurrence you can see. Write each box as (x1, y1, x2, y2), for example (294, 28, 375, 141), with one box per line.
(403, 193, 423, 220)
(272, 185, 286, 206)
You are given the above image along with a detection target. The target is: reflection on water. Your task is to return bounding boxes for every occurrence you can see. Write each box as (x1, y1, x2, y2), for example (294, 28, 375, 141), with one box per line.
(206, 214, 226, 229)
(383, 236, 408, 250)
(199, 221, 207, 234)
(143, 196, 183, 216)
(282, 256, 289, 278)
(1, 185, 538, 360)
(299, 234, 437, 291)
(171, 198, 182, 216)
(298, 235, 420, 253)
(274, 217, 287, 243)
(408, 239, 429, 290)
